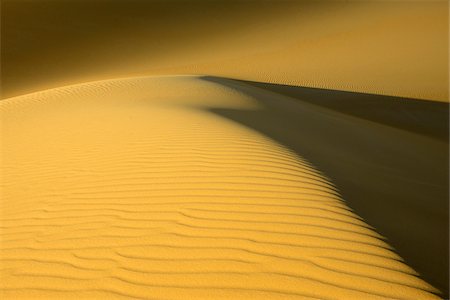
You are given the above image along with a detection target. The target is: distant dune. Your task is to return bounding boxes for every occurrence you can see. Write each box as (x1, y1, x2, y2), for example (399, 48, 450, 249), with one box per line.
(0, 76, 443, 299)
(1, 0, 448, 101)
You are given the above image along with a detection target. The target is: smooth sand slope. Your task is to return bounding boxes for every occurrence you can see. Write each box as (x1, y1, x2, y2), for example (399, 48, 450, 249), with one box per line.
(0, 76, 442, 299)
(1, 0, 448, 101)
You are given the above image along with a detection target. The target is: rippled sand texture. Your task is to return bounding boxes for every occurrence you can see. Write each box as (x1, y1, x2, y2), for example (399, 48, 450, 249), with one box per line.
(0, 76, 440, 299)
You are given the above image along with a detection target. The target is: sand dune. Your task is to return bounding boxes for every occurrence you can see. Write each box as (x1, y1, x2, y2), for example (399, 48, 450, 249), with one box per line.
(0, 76, 442, 299)
(1, 0, 448, 299)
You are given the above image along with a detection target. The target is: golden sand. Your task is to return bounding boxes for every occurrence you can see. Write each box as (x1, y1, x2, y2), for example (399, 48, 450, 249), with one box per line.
(0, 76, 440, 299)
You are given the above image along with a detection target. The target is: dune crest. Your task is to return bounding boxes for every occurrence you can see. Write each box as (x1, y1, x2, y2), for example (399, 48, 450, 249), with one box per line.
(0, 76, 440, 299)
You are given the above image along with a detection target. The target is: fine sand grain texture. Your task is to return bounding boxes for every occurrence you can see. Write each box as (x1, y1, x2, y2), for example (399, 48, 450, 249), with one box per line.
(0, 76, 442, 299)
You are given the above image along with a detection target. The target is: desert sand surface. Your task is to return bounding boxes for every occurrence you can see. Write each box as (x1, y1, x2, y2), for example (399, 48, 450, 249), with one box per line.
(0, 75, 444, 299)
(1, 0, 449, 299)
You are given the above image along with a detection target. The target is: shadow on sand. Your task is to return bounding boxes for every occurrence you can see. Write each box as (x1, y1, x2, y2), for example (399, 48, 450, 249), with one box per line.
(203, 76, 449, 297)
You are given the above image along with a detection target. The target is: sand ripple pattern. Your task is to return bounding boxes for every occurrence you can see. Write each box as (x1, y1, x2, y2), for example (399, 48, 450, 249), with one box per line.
(0, 76, 439, 299)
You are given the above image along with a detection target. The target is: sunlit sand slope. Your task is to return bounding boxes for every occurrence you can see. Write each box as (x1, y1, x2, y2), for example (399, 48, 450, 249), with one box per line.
(0, 76, 439, 299)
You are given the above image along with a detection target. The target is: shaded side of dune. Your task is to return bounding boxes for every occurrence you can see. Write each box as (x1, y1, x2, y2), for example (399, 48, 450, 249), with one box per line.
(235, 79, 449, 141)
(203, 76, 449, 297)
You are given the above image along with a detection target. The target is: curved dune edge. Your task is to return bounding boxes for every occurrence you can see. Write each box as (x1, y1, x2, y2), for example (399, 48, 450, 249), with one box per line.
(0, 75, 440, 299)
